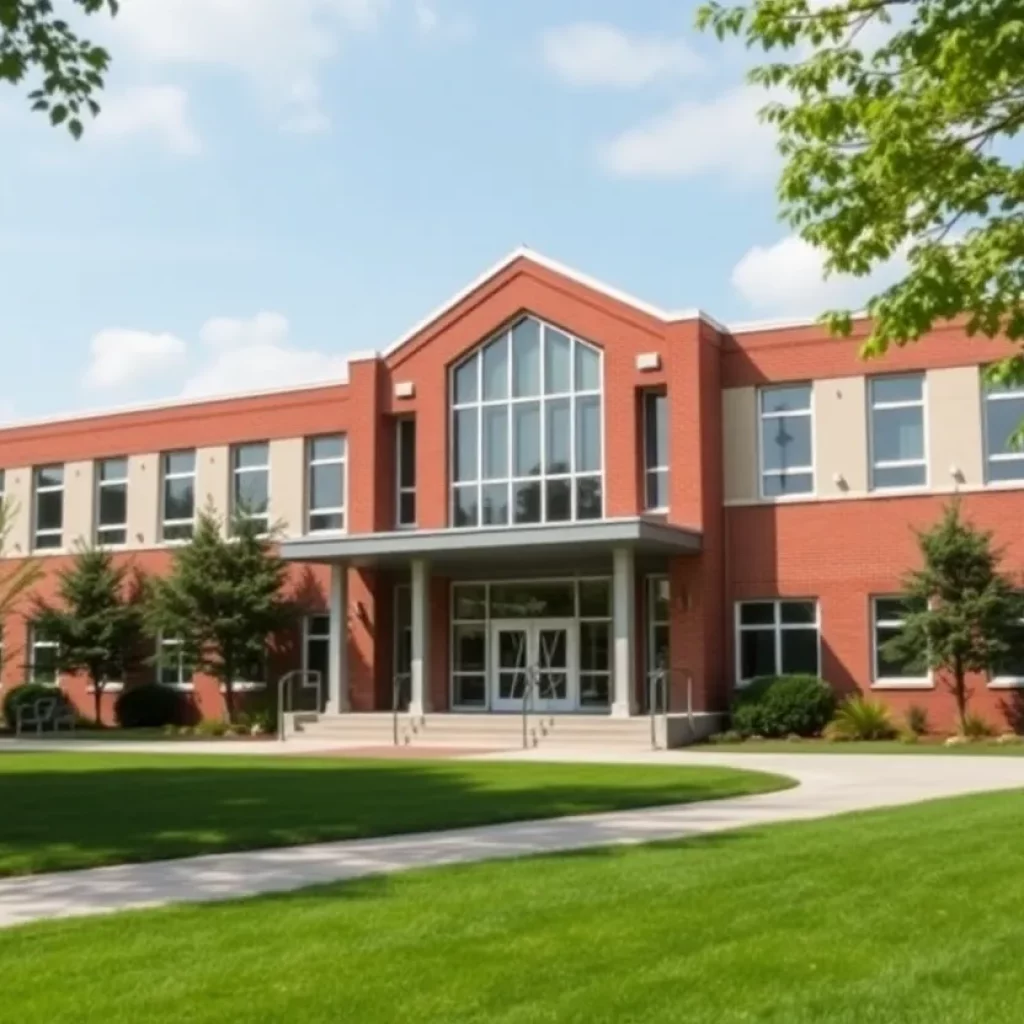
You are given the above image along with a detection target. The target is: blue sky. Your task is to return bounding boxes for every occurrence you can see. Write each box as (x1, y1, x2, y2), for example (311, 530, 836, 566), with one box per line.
(0, 0, 895, 424)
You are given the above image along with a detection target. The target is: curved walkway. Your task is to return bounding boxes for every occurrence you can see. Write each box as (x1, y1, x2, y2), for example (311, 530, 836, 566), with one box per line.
(2, 748, 1024, 929)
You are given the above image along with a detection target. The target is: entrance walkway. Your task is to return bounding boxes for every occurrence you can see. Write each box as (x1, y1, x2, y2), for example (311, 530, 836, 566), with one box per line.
(2, 749, 1024, 929)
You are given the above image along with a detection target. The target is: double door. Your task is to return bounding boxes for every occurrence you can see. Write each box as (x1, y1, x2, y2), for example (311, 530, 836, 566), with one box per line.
(490, 619, 576, 713)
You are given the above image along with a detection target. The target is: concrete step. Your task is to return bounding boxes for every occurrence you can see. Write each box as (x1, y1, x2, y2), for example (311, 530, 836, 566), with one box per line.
(292, 712, 664, 750)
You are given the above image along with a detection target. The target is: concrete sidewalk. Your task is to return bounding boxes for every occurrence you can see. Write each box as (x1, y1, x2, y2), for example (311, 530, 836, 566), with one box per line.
(2, 750, 1024, 929)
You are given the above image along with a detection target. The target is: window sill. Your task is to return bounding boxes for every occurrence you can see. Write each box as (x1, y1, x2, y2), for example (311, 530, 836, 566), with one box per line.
(162, 682, 195, 692)
(88, 682, 124, 693)
(220, 682, 267, 693)
(871, 678, 933, 691)
(988, 678, 1024, 690)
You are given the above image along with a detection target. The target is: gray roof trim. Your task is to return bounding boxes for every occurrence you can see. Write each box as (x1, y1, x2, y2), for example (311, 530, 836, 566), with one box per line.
(281, 518, 701, 564)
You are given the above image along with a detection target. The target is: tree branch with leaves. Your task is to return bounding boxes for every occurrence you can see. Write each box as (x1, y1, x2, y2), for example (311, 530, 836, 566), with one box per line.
(698, 0, 1024, 380)
(1, 0, 119, 136)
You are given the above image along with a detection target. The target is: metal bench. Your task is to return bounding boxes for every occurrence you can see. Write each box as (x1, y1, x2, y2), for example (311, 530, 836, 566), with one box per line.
(15, 695, 76, 736)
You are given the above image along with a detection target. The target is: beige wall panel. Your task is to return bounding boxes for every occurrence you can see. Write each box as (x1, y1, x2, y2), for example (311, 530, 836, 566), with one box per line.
(722, 387, 758, 503)
(3, 467, 32, 557)
(269, 438, 305, 538)
(814, 376, 868, 497)
(196, 446, 229, 532)
(63, 460, 94, 549)
(127, 453, 158, 548)
(927, 366, 983, 489)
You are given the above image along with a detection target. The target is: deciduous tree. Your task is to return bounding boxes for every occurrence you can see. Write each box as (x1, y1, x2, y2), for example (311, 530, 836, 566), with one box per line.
(698, 0, 1024, 382)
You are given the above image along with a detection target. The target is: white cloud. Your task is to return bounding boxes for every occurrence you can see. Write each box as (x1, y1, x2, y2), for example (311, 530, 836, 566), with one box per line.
(199, 311, 290, 349)
(111, 0, 391, 132)
(279, 77, 331, 135)
(731, 234, 909, 317)
(84, 328, 188, 389)
(90, 85, 201, 155)
(182, 312, 347, 397)
(412, 0, 472, 41)
(414, 0, 439, 33)
(599, 85, 777, 181)
(542, 22, 704, 88)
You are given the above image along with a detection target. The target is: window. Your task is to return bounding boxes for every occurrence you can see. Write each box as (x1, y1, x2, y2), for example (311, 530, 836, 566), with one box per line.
(96, 457, 128, 546)
(161, 450, 196, 541)
(984, 378, 1024, 483)
(307, 435, 346, 533)
(646, 576, 670, 680)
(869, 374, 926, 489)
(451, 583, 486, 707)
(396, 419, 416, 528)
(232, 442, 270, 533)
(643, 392, 669, 511)
(33, 464, 64, 550)
(578, 579, 611, 708)
(28, 625, 59, 684)
(451, 316, 603, 528)
(157, 634, 193, 689)
(736, 600, 820, 684)
(759, 385, 813, 497)
(394, 584, 412, 708)
(872, 596, 929, 684)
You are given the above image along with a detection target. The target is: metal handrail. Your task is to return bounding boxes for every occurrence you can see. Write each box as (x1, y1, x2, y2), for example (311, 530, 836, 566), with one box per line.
(392, 671, 411, 746)
(647, 665, 694, 750)
(520, 665, 566, 748)
(277, 669, 322, 742)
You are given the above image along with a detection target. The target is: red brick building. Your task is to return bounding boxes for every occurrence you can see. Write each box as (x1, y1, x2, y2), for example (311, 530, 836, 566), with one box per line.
(2, 250, 1022, 736)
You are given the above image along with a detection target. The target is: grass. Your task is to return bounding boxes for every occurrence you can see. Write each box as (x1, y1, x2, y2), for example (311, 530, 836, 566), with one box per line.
(4, 790, 1024, 1023)
(0, 752, 787, 877)
(699, 738, 1024, 755)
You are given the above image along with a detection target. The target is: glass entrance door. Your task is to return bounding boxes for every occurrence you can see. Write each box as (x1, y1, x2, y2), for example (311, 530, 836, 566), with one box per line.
(490, 619, 576, 712)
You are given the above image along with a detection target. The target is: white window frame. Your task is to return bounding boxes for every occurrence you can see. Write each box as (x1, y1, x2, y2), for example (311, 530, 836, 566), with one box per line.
(157, 633, 193, 691)
(306, 435, 347, 534)
(95, 456, 129, 547)
(395, 418, 417, 529)
(28, 624, 60, 686)
(231, 441, 271, 534)
(33, 464, 64, 551)
(758, 384, 814, 499)
(160, 450, 196, 542)
(868, 374, 928, 491)
(642, 392, 669, 513)
(982, 377, 1024, 484)
(734, 599, 821, 686)
(449, 317, 605, 529)
(302, 614, 331, 674)
(870, 596, 932, 689)
(988, 603, 1024, 689)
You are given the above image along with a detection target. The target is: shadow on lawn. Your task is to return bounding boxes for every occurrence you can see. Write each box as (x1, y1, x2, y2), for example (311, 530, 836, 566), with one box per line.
(0, 758, 782, 877)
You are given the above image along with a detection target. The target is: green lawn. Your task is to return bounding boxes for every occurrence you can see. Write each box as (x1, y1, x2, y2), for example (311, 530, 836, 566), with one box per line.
(700, 738, 1024, 755)
(0, 752, 787, 877)
(3, 790, 1024, 1023)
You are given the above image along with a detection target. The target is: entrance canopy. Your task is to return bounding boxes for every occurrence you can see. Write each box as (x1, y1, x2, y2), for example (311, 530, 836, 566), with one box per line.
(280, 517, 701, 569)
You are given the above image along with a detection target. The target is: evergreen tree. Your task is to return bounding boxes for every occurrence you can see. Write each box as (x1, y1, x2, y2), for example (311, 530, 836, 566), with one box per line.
(883, 502, 1023, 732)
(32, 545, 143, 725)
(147, 507, 292, 723)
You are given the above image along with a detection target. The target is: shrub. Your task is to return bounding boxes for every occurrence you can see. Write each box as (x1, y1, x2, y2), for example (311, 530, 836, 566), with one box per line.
(114, 684, 191, 729)
(707, 729, 745, 745)
(195, 718, 228, 738)
(905, 704, 930, 737)
(731, 675, 836, 738)
(960, 713, 995, 740)
(825, 696, 898, 741)
(2, 684, 74, 731)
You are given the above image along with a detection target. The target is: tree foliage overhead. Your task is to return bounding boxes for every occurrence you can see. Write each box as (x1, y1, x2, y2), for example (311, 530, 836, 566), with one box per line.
(698, 0, 1024, 377)
(32, 544, 143, 724)
(146, 508, 292, 722)
(882, 502, 1022, 731)
(1, 0, 118, 137)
